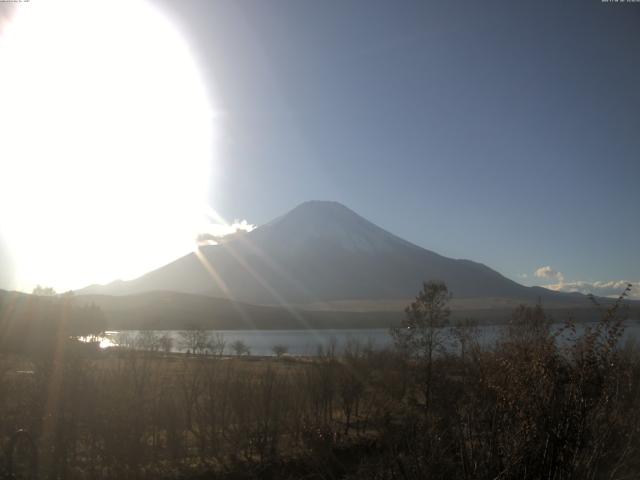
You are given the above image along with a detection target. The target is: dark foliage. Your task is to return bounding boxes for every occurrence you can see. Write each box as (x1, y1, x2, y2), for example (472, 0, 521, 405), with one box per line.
(0, 284, 638, 479)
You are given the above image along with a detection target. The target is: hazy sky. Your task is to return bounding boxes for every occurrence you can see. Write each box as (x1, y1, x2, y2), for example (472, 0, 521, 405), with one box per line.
(0, 0, 638, 297)
(152, 0, 639, 294)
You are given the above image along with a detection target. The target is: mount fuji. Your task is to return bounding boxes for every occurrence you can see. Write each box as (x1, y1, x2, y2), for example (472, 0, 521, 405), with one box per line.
(79, 201, 583, 308)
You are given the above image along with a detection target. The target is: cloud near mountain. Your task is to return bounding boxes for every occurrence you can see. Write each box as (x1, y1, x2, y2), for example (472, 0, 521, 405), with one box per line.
(534, 266, 565, 283)
(543, 279, 640, 300)
(197, 220, 255, 245)
(532, 265, 638, 299)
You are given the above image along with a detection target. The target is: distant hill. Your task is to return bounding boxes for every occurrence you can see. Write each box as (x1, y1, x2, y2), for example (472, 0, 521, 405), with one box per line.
(4, 288, 634, 333)
(0, 289, 106, 353)
(79, 201, 596, 308)
(0, 288, 401, 331)
(59, 290, 640, 331)
(72, 290, 402, 330)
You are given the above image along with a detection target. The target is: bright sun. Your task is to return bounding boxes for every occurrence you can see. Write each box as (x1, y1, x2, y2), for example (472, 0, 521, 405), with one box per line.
(0, 1, 215, 293)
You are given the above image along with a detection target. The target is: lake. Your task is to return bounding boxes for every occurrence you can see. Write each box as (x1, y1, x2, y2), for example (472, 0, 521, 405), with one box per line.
(99, 320, 640, 356)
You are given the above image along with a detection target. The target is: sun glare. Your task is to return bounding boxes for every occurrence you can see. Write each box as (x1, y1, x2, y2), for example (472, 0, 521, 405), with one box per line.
(0, 1, 215, 292)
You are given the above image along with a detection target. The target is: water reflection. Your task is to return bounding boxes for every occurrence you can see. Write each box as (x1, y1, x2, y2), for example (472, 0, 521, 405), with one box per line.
(78, 331, 118, 349)
(80, 321, 640, 357)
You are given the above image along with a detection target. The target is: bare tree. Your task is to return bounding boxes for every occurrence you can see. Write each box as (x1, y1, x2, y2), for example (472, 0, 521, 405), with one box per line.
(391, 281, 450, 410)
(136, 331, 161, 352)
(207, 332, 226, 356)
(231, 340, 250, 356)
(271, 344, 288, 358)
(178, 330, 211, 355)
(114, 331, 136, 349)
(451, 318, 479, 362)
(159, 333, 174, 354)
(32, 285, 56, 296)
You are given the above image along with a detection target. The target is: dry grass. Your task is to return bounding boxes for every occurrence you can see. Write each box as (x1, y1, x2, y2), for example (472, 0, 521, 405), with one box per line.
(0, 284, 639, 479)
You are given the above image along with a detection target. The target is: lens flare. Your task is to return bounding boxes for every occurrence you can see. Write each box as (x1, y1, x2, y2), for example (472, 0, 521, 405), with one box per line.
(0, 1, 216, 292)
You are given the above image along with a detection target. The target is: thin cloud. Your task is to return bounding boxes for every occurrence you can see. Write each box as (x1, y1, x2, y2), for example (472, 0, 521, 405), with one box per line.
(534, 266, 564, 283)
(197, 219, 255, 246)
(543, 279, 640, 300)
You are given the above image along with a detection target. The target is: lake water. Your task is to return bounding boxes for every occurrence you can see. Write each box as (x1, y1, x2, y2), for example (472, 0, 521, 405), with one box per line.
(100, 320, 640, 356)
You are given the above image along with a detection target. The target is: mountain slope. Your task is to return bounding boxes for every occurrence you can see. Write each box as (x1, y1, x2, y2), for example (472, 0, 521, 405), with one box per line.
(79, 201, 586, 306)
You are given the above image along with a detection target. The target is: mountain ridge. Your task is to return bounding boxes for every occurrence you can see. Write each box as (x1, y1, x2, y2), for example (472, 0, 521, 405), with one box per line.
(77, 201, 591, 307)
